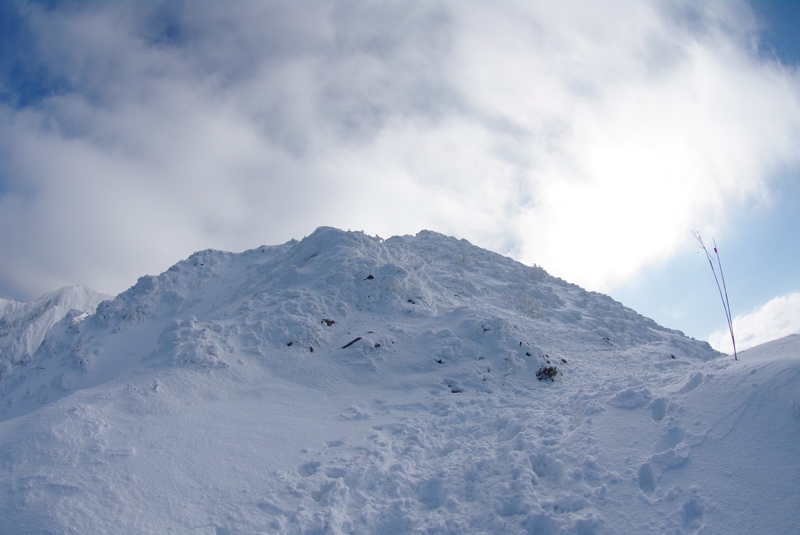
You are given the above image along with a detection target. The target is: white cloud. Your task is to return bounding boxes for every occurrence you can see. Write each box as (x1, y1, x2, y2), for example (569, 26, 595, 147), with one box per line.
(1, 0, 800, 300)
(447, 1, 800, 290)
(708, 292, 800, 353)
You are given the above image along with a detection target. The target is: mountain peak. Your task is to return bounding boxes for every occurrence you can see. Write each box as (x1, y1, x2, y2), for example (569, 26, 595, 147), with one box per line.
(4, 229, 795, 535)
(1, 228, 715, 421)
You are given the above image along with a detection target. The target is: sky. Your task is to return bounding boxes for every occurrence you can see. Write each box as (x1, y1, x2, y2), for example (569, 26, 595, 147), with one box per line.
(0, 0, 798, 353)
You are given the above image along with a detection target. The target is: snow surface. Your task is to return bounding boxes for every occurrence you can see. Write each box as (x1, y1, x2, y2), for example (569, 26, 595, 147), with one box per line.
(0, 285, 111, 380)
(0, 227, 797, 534)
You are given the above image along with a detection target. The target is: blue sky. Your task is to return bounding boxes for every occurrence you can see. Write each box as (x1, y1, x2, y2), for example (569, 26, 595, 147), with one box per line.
(614, 0, 800, 350)
(1, 0, 799, 352)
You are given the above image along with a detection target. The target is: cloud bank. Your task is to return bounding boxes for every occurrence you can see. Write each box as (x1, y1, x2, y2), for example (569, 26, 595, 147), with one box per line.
(1, 0, 799, 301)
(709, 291, 800, 353)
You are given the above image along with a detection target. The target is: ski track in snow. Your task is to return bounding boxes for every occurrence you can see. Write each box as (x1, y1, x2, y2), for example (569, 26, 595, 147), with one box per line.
(0, 228, 798, 534)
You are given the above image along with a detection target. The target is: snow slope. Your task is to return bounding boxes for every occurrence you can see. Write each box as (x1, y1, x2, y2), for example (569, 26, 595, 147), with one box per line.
(0, 227, 797, 534)
(0, 285, 111, 379)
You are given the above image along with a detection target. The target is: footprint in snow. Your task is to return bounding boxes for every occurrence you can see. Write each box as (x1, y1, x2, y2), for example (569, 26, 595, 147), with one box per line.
(650, 397, 668, 421)
(681, 498, 705, 531)
(419, 478, 446, 509)
(299, 461, 321, 476)
(638, 463, 656, 493)
(608, 387, 652, 409)
(325, 467, 347, 478)
(637, 440, 691, 493)
(655, 426, 685, 453)
(311, 480, 341, 503)
(339, 405, 371, 420)
(677, 372, 703, 394)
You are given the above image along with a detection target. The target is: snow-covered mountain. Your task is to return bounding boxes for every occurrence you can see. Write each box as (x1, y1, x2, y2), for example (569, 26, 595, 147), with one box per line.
(0, 227, 797, 534)
(0, 284, 111, 378)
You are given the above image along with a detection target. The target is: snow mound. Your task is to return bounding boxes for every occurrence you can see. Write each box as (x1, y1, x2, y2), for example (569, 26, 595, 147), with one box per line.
(1, 228, 796, 534)
(0, 228, 711, 421)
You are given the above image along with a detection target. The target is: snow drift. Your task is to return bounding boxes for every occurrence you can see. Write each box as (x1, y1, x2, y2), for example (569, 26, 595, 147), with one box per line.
(0, 227, 797, 534)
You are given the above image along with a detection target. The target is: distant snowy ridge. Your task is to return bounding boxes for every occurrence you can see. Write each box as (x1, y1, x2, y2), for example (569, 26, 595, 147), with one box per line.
(3, 228, 795, 534)
(0, 285, 111, 378)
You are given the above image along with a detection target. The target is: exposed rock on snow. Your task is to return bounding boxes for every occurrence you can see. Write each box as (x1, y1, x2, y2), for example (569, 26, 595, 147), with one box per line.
(0, 228, 797, 534)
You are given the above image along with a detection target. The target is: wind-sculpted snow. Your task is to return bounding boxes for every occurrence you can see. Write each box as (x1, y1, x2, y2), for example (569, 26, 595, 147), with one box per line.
(0, 228, 797, 534)
(0, 285, 111, 379)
